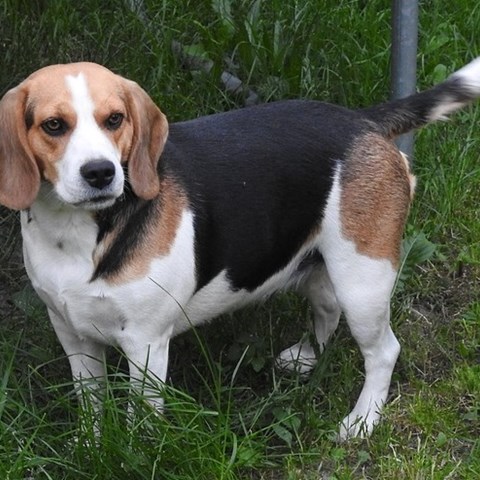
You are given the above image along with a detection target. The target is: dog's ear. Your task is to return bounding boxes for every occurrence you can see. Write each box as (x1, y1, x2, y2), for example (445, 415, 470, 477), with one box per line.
(124, 80, 168, 200)
(0, 85, 41, 210)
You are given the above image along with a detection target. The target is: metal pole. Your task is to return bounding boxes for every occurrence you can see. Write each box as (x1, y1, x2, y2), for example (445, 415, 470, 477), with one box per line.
(391, 0, 419, 163)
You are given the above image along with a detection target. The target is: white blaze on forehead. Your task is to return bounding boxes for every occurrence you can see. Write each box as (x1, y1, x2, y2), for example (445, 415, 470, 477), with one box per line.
(53, 72, 124, 205)
(62, 72, 119, 160)
(65, 73, 96, 124)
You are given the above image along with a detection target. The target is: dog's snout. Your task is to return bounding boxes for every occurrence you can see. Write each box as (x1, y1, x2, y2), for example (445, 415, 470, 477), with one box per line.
(80, 160, 116, 189)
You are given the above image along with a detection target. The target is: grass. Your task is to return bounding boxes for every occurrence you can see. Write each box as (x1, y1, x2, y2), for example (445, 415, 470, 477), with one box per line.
(1, 0, 479, 478)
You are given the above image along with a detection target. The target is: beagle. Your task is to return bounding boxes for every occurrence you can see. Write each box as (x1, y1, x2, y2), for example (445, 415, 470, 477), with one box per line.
(0, 59, 479, 439)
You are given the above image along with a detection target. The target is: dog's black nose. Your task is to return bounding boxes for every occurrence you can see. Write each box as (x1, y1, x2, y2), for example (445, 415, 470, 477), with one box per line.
(80, 160, 116, 189)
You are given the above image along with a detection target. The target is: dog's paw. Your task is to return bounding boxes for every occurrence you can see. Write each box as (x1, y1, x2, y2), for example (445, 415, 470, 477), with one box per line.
(276, 340, 317, 375)
(337, 409, 379, 442)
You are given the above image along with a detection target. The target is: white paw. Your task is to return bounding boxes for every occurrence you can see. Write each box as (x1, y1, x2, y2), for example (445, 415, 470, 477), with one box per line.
(337, 409, 380, 441)
(276, 341, 317, 375)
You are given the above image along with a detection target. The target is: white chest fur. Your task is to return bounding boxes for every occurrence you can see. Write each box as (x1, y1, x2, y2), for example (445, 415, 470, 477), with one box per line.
(21, 196, 198, 346)
(21, 185, 321, 351)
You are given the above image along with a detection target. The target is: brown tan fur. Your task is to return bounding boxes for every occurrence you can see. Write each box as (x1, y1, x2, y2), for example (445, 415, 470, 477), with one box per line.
(0, 85, 40, 209)
(25, 74, 76, 185)
(94, 177, 188, 285)
(340, 133, 415, 267)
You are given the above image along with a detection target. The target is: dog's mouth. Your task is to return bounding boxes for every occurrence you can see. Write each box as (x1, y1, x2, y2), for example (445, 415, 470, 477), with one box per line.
(73, 195, 118, 210)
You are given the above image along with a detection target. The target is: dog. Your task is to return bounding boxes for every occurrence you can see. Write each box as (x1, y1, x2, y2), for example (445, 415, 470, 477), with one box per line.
(0, 58, 479, 439)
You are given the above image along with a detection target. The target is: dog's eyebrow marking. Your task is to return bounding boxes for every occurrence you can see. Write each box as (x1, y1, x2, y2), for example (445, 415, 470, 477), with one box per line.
(25, 104, 35, 130)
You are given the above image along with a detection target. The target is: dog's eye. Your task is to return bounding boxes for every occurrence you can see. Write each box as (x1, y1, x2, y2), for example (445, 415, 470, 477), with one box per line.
(41, 118, 67, 136)
(105, 113, 124, 130)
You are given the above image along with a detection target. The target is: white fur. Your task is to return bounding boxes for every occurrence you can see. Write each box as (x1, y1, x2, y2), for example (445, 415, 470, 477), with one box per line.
(429, 56, 480, 121)
(22, 190, 198, 406)
(452, 56, 480, 93)
(54, 74, 124, 208)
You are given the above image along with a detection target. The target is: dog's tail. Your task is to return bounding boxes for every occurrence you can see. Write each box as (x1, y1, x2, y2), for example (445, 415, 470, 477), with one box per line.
(362, 57, 480, 138)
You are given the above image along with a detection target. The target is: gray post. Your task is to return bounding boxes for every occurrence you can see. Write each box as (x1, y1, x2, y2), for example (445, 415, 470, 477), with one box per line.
(391, 0, 419, 163)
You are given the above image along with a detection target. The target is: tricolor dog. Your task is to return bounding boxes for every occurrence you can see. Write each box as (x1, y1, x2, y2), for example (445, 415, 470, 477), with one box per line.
(0, 59, 479, 439)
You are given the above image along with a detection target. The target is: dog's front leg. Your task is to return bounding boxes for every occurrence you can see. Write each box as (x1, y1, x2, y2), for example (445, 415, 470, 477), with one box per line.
(120, 327, 173, 412)
(48, 308, 107, 415)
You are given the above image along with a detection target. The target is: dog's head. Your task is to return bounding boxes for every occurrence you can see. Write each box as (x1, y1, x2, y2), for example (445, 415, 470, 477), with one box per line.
(0, 62, 168, 210)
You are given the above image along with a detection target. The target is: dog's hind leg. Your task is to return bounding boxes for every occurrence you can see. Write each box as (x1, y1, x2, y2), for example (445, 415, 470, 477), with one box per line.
(277, 264, 341, 374)
(317, 165, 407, 439)
(327, 254, 400, 440)
(317, 212, 401, 440)
(333, 259, 400, 440)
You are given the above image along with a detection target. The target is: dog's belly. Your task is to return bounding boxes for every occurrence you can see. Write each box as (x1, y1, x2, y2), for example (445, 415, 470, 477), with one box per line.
(177, 243, 321, 335)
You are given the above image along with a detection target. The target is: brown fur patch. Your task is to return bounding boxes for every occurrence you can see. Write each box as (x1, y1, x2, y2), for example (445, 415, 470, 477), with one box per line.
(96, 177, 188, 284)
(340, 133, 415, 267)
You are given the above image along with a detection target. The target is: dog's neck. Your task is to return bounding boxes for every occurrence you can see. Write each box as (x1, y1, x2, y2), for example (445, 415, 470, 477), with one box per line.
(21, 183, 99, 263)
